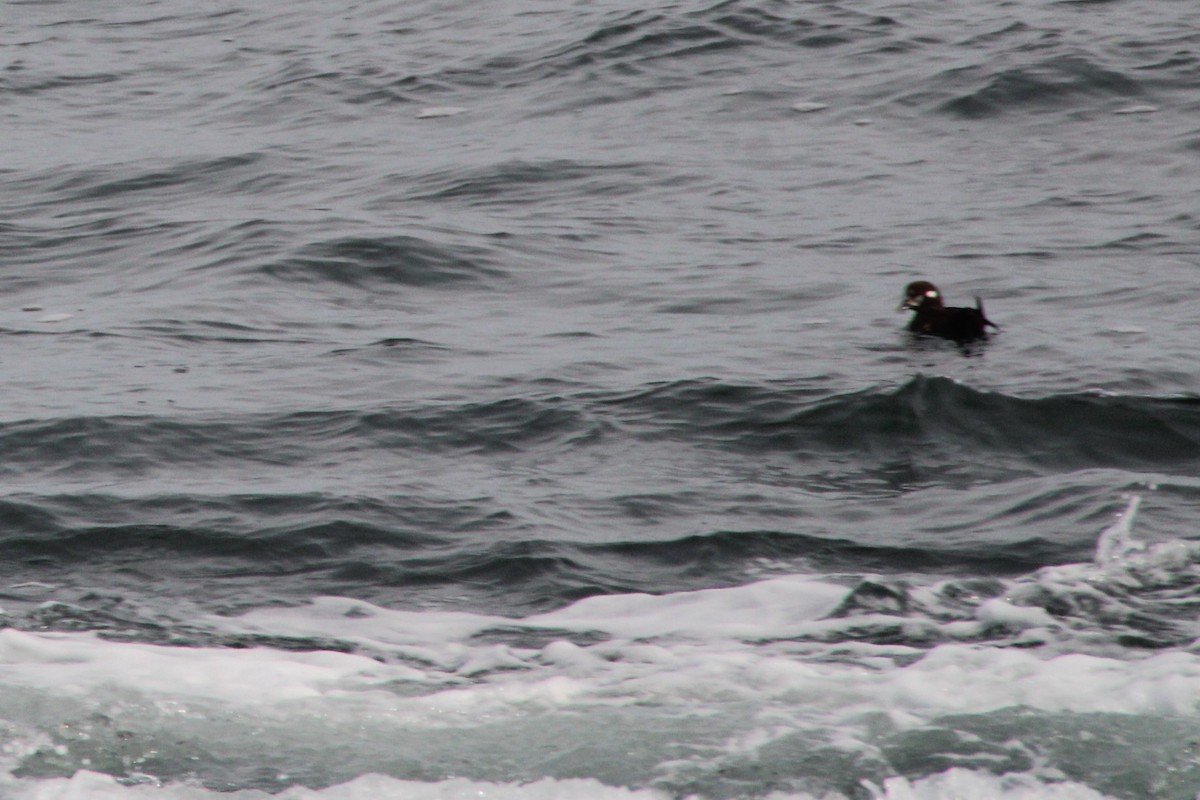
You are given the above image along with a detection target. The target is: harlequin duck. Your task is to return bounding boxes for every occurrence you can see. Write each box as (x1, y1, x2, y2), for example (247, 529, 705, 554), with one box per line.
(900, 281, 997, 341)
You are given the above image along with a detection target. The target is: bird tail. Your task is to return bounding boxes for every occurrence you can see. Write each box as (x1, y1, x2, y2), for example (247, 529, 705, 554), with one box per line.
(975, 297, 999, 330)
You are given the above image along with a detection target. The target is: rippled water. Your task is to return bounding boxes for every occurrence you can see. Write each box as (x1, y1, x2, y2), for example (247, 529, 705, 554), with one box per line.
(3, 1, 1200, 798)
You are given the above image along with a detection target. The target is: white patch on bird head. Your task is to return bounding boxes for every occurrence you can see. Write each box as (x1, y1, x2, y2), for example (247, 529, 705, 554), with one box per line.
(925, 290, 939, 298)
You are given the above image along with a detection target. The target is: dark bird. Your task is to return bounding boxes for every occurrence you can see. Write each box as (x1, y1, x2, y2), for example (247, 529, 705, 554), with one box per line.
(900, 280, 998, 342)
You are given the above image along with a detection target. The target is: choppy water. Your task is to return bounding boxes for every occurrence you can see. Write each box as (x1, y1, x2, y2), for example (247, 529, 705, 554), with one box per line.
(3, 1, 1200, 798)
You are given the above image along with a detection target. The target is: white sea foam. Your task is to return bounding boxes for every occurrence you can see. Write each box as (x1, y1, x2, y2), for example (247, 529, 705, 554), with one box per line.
(1068, 493, 1189, 552)
(1112, 104, 1158, 114)
(527, 576, 849, 639)
(1093, 495, 1144, 567)
(4, 767, 1122, 799)
(1, 579, 1197, 736)
(6, 770, 674, 800)
(0, 497, 1193, 797)
(0, 629, 393, 704)
(859, 768, 1117, 799)
(415, 106, 468, 118)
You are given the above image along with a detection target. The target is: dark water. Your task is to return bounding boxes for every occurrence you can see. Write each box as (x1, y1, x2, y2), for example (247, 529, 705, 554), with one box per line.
(3, 1, 1200, 798)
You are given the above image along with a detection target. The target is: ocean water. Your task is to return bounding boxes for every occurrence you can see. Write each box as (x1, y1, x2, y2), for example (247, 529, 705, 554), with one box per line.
(3, 0, 1200, 797)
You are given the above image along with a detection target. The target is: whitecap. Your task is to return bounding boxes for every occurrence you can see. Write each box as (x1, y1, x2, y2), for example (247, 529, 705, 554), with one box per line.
(1113, 104, 1158, 115)
(861, 767, 1117, 799)
(1093, 494, 1144, 567)
(416, 106, 469, 119)
(5, 770, 676, 800)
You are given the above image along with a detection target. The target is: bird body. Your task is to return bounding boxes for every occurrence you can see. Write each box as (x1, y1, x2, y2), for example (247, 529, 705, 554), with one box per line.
(900, 281, 997, 342)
